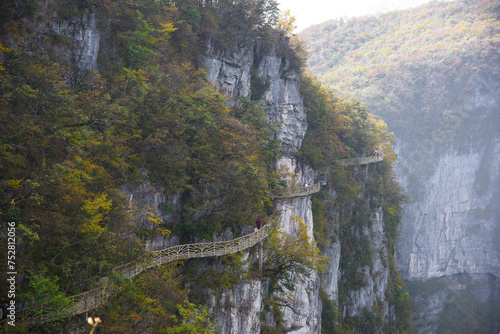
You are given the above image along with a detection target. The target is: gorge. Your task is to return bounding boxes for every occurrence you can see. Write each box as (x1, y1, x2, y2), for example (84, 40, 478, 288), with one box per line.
(4, 0, 492, 333)
(300, 0, 500, 332)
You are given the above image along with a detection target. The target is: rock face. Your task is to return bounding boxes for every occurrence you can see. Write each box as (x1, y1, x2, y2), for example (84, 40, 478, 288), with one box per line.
(204, 155, 321, 333)
(204, 42, 253, 101)
(396, 146, 500, 279)
(203, 41, 319, 333)
(204, 41, 307, 156)
(47, 8, 100, 82)
(122, 179, 182, 251)
(406, 273, 500, 333)
(273, 157, 321, 334)
(395, 78, 500, 278)
(393, 77, 500, 331)
(210, 279, 263, 334)
(317, 168, 396, 332)
(342, 207, 390, 319)
(257, 53, 307, 156)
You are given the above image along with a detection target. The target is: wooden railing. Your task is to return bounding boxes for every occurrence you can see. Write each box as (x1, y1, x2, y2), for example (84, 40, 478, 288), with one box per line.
(114, 225, 269, 278)
(270, 183, 321, 199)
(270, 155, 383, 199)
(1, 225, 269, 330)
(3, 154, 384, 329)
(338, 155, 383, 166)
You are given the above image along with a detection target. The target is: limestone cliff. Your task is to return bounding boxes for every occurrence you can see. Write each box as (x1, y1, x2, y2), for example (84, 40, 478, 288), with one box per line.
(203, 40, 401, 333)
(3, 2, 402, 332)
(27, 6, 100, 83)
(203, 39, 320, 333)
(204, 40, 307, 156)
(395, 78, 500, 279)
(393, 75, 500, 332)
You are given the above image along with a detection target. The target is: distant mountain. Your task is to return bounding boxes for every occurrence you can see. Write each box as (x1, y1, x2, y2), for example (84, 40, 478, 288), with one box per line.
(301, 0, 498, 145)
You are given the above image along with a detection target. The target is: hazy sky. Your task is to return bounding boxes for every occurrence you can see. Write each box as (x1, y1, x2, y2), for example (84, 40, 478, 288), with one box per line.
(277, 0, 437, 32)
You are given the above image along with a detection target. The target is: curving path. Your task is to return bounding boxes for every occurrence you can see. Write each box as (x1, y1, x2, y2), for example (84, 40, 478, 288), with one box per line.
(3, 155, 384, 329)
(269, 155, 383, 199)
(59, 153, 383, 318)
(1, 225, 269, 328)
(270, 183, 321, 199)
(338, 155, 384, 166)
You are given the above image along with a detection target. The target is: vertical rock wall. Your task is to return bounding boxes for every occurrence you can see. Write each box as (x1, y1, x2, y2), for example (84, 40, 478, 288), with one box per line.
(318, 167, 396, 332)
(274, 157, 321, 334)
(204, 41, 253, 101)
(203, 40, 319, 333)
(341, 208, 390, 320)
(203, 38, 400, 333)
(257, 53, 307, 156)
(46, 8, 100, 82)
(395, 82, 500, 279)
(393, 77, 500, 331)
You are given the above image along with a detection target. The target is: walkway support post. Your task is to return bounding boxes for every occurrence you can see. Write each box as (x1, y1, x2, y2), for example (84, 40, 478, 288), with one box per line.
(259, 241, 263, 274)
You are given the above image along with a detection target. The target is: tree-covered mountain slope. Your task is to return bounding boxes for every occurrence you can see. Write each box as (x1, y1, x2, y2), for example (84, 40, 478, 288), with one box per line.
(300, 0, 500, 333)
(301, 0, 498, 145)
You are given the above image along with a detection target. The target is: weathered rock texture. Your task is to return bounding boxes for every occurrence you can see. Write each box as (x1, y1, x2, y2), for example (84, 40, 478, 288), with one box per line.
(34, 7, 101, 82)
(317, 166, 397, 333)
(204, 41, 307, 156)
(257, 53, 307, 156)
(393, 75, 500, 331)
(204, 42, 253, 101)
(394, 77, 500, 274)
(203, 38, 400, 333)
(342, 207, 390, 319)
(203, 40, 319, 333)
(273, 157, 321, 334)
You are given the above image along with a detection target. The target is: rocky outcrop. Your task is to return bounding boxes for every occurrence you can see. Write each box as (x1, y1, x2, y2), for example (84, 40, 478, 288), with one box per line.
(204, 41, 253, 101)
(274, 157, 321, 334)
(257, 54, 307, 156)
(122, 179, 182, 251)
(204, 41, 307, 156)
(210, 279, 263, 334)
(393, 76, 500, 331)
(342, 207, 390, 319)
(45, 8, 100, 82)
(203, 156, 321, 334)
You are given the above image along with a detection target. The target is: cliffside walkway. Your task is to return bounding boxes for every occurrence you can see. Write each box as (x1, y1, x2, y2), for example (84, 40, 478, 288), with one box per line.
(3, 156, 384, 329)
(1, 225, 269, 329)
(270, 183, 321, 199)
(269, 155, 383, 199)
(338, 155, 383, 166)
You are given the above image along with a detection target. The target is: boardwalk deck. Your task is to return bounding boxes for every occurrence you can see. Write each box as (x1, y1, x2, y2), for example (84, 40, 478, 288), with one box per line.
(2, 154, 385, 330)
(1, 225, 269, 329)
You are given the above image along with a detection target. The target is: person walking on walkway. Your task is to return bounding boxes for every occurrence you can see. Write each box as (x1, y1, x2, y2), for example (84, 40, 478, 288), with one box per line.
(256, 219, 262, 230)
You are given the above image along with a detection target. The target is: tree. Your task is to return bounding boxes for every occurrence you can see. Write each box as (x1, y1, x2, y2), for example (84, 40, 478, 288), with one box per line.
(264, 216, 328, 300)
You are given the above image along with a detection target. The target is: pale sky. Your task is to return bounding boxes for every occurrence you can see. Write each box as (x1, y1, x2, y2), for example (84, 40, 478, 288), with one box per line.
(277, 0, 437, 32)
